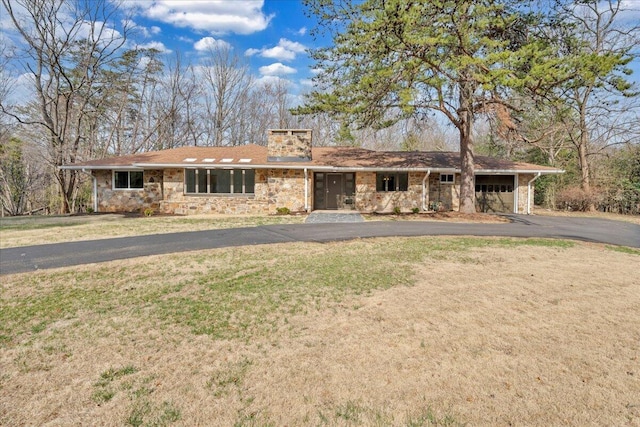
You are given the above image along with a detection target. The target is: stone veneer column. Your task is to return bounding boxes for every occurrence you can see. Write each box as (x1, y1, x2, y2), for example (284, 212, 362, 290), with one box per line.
(267, 129, 312, 162)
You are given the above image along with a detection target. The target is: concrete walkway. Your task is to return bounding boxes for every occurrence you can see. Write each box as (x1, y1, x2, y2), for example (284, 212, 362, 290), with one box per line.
(1, 214, 638, 275)
(305, 210, 365, 223)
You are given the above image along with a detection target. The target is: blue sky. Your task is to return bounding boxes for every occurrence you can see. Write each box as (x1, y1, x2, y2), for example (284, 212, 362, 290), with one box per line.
(1, 0, 639, 103)
(0, 0, 324, 102)
(118, 0, 321, 92)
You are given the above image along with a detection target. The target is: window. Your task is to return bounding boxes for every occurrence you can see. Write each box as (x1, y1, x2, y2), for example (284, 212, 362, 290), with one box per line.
(114, 171, 143, 190)
(440, 174, 455, 184)
(376, 172, 408, 192)
(184, 169, 254, 194)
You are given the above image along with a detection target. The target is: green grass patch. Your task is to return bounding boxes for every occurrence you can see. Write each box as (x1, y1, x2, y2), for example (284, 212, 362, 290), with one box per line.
(1, 236, 577, 344)
(606, 245, 640, 255)
(0, 220, 87, 232)
(318, 400, 464, 426)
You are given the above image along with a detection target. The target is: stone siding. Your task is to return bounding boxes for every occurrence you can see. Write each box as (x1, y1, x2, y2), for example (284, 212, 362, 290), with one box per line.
(517, 174, 536, 214)
(355, 172, 427, 213)
(428, 173, 460, 211)
(267, 169, 308, 213)
(94, 167, 536, 215)
(159, 168, 270, 215)
(93, 170, 163, 213)
(267, 129, 312, 161)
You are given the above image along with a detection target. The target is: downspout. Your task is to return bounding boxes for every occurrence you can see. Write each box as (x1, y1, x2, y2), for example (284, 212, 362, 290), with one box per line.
(422, 170, 431, 211)
(304, 168, 309, 212)
(81, 168, 98, 213)
(527, 172, 542, 215)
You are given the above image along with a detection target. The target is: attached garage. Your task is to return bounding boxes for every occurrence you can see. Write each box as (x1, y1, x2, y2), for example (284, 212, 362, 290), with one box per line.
(475, 175, 515, 213)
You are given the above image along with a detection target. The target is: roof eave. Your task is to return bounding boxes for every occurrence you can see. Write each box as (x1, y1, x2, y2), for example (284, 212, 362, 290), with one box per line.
(59, 163, 565, 175)
(476, 169, 565, 174)
(59, 165, 145, 170)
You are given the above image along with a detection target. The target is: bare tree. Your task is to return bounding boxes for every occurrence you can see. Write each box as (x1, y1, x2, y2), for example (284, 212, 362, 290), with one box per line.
(199, 45, 253, 146)
(543, 0, 639, 202)
(1, 0, 130, 213)
(152, 54, 201, 149)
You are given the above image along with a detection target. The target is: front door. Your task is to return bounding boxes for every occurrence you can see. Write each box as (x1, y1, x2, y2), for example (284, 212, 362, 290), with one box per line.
(326, 173, 343, 209)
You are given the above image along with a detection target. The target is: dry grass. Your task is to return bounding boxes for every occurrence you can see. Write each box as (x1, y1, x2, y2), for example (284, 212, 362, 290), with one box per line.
(0, 214, 305, 248)
(533, 207, 640, 225)
(1, 237, 639, 426)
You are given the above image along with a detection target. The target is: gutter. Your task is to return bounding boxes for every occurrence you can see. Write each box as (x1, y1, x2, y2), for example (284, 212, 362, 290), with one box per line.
(422, 170, 431, 211)
(61, 162, 565, 176)
(304, 168, 309, 212)
(527, 172, 542, 215)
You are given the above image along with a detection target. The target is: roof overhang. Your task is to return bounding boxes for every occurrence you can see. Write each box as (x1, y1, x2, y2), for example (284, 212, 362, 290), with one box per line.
(59, 165, 144, 171)
(60, 163, 564, 175)
(475, 169, 565, 175)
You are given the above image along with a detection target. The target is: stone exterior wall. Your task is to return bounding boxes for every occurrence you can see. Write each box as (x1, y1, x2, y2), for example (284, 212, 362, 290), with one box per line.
(93, 169, 163, 213)
(428, 173, 460, 211)
(159, 168, 270, 215)
(355, 172, 427, 213)
(267, 169, 308, 213)
(517, 174, 535, 214)
(267, 129, 312, 161)
(94, 167, 535, 215)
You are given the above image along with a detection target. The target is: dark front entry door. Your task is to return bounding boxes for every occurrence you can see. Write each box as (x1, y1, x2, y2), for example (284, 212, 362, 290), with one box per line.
(326, 174, 343, 209)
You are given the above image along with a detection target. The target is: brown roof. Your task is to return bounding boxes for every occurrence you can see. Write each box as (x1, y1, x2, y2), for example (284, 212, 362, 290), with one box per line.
(65, 144, 562, 173)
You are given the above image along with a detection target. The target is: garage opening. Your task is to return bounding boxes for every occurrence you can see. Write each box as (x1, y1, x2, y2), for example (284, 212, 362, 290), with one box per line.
(475, 175, 515, 213)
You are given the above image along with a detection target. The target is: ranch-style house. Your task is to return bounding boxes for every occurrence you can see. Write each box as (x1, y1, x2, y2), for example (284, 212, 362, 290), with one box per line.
(62, 129, 563, 215)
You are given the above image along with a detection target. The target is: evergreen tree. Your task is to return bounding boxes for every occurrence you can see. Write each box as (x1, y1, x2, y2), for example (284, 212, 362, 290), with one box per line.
(296, 0, 560, 213)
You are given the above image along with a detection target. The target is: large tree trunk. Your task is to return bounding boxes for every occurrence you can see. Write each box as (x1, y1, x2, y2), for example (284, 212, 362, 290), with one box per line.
(578, 104, 595, 211)
(458, 81, 476, 214)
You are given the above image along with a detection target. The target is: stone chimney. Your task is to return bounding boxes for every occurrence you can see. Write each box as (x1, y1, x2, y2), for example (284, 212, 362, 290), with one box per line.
(267, 129, 312, 162)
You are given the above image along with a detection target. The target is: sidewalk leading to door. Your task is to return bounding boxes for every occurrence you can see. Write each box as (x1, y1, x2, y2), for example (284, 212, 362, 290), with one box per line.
(305, 210, 365, 224)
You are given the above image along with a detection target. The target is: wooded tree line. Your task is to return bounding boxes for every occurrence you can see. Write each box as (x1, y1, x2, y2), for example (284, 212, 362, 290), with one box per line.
(1, 0, 639, 215)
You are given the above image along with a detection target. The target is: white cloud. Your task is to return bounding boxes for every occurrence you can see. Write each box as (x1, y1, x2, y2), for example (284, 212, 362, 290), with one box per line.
(178, 35, 194, 43)
(122, 19, 162, 38)
(135, 41, 171, 53)
(300, 78, 314, 87)
(259, 63, 297, 76)
(297, 27, 307, 36)
(3, 72, 38, 106)
(194, 36, 231, 52)
(248, 38, 307, 61)
(262, 45, 297, 61)
(121, 0, 273, 35)
(620, 0, 640, 20)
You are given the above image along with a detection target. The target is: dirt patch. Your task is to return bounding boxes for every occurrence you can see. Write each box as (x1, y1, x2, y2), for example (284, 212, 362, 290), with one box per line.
(365, 211, 510, 223)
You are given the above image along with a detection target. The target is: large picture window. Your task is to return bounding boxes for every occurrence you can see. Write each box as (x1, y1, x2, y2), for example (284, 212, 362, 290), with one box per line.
(376, 172, 408, 192)
(114, 171, 143, 190)
(185, 169, 255, 194)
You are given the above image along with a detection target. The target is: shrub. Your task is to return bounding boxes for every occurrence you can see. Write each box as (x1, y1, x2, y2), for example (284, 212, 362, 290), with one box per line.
(143, 208, 154, 217)
(412, 207, 420, 214)
(275, 207, 290, 215)
(555, 186, 602, 211)
(393, 206, 402, 215)
(429, 201, 443, 212)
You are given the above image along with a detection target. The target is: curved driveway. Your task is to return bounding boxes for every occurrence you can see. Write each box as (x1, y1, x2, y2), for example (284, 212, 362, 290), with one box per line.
(1, 214, 638, 275)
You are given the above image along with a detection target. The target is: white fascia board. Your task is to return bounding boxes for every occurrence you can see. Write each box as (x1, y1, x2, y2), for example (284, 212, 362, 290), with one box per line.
(137, 163, 447, 172)
(475, 169, 565, 175)
(59, 165, 144, 170)
(60, 163, 564, 175)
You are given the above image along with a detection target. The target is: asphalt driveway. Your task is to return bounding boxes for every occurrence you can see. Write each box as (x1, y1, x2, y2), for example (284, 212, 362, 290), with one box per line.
(1, 214, 638, 275)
